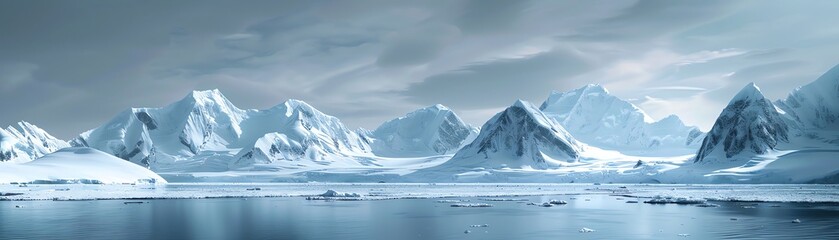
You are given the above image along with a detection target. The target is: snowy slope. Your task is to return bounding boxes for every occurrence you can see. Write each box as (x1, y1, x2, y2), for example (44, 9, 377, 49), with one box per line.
(0, 121, 69, 163)
(431, 100, 582, 171)
(695, 83, 790, 162)
(0, 147, 166, 184)
(367, 104, 478, 157)
(232, 99, 373, 168)
(540, 84, 703, 155)
(73, 90, 371, 172)
(776, 64, 839, 130)
(689, 66, 839, 183)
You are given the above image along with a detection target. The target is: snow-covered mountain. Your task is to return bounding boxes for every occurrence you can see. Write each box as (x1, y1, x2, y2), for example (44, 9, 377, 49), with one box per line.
(776, 64, 839, 130)
(0, 147, 166, 184)
(690, 66, 839, 183)
(366, 104, 478, 157)
(232, 99, 372, 167)
(694, 83, 791, 162)
(0, 121, 69, 163)
(434, 100, 582, 170)
(73, 90, 371, 171)
(540, 84, 703, 154)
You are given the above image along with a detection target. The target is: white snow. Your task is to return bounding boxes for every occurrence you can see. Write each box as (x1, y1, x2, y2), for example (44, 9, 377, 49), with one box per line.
(643, 195, 706, 204)
(0, 147, 166, 184)
(368, 104, 478, 157)
(319, 189, 361, 197)
(422, 100, 582, 173)
(451, 203, 493, 207)
(0, 121, 69, 163)
(3, 71, 837, 185)
(540, 84, 703, 155)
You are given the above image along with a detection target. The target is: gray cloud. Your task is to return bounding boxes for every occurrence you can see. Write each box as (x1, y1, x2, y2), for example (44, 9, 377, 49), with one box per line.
(0, 62, 38, 90)
(0, 0, 835, 138)
(404, 48, 595, 109)
(377, 23, 461, 68)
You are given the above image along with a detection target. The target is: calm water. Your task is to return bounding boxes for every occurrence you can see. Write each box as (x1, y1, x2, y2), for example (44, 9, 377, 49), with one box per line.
(2, 195, 838, 240)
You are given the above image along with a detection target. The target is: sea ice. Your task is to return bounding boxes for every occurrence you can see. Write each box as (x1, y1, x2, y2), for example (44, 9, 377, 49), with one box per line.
(319, 189, 361, 197)
(451, 203, 493, 208)
(436, 199, 467, 203)
(644, 196, 706, 204)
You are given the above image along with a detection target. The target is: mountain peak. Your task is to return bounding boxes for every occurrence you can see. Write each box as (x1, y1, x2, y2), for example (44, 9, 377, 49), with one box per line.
(188, 89, 224, 100)
(511, 100, 553, 124)
(814, 63, 839, 84)
(582, 83, 608, 94)
(695, 82, 789, 162)
(427, 104, 449, 111)
(370, 104, 475, 157)
(0, 120, 69, 163)
(178, 89, 239, 110)
(730, 83, 766, 104)
(658, 114, 683, 124)
(436, 98, 581, 170)
(512, 99, 530, 109)
(280, 99, 325, 118)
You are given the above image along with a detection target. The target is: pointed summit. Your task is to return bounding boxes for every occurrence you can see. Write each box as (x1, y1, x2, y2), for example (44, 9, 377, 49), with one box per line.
(427, 104, 448, 111)
(278, 99, 331, 119)
(730, 83, 765, 104)
(582, 83, 608, 94)
(695, 83, 790, 162)
(436, 100, 581, 170)
(176, 89, 240, 112)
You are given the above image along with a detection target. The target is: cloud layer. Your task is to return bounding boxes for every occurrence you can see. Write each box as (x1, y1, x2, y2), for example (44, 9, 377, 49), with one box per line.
(1, 0, 837, 138)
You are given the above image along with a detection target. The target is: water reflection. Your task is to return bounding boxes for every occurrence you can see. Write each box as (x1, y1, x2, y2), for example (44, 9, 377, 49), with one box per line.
(2, 195, 838, 240)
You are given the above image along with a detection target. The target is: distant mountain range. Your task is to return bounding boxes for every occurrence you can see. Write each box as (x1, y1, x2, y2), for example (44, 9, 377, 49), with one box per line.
(2, 65, 838, 183)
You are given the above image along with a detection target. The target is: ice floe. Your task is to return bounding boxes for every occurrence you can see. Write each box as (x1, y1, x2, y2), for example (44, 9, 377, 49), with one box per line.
(644, 196, 706, 204)
(451, 203, 493, 207)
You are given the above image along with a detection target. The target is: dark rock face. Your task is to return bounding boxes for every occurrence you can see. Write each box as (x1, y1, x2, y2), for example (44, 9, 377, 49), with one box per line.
(134, 112, 158, 130)
(474, 106, 578, 161)
(0, 150, 17, 162)
(686, 129, 704, 146)
(443, 100, 580, 170)
(695, 84, 789, 162)
(432, 113, 473, 154)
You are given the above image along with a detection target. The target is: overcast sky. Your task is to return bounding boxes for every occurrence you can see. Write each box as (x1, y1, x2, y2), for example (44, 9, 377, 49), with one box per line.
(2, 0, 838, 139)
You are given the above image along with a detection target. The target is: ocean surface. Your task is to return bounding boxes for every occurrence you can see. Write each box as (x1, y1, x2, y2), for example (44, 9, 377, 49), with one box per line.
(2, 193, 838, 240)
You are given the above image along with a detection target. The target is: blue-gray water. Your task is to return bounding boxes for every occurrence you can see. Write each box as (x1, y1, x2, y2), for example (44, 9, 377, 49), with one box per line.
(2, 195, 838, 240)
